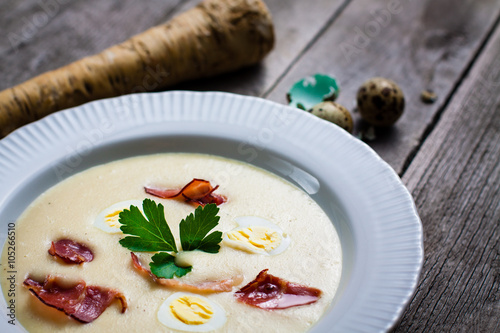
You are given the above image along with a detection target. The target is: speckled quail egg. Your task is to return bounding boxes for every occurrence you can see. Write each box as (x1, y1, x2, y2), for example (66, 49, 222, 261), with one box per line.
(356, 77, 405, 126)
(310, 101, 353, 133)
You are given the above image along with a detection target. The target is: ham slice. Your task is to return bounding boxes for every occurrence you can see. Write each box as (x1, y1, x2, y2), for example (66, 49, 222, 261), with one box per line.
(145, 179, 226, 206)
(23, 275, 127, 323)
(48, 239, 94, 264)
(234, 269, 322, 309)
(130, 252, 242, 293)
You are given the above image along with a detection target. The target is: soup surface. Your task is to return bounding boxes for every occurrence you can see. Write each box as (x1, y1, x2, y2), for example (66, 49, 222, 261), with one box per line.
(1, 153, 342, 333)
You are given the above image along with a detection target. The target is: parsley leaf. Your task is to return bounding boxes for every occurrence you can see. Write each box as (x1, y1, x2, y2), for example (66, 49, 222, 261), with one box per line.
(118, 199, 223, 278)
(119, 199, 177, 252)
(179, 203, 223, 253)
(149, 252, 192, 279)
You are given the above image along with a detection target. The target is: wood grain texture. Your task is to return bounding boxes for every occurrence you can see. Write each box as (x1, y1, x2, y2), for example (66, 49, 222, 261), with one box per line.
(0, 0, 348, 95)
(0, 0, 197, 90)
(175, 0, 350, 95)
(264, 0, 500, 174)
(392, 24, 500, 333)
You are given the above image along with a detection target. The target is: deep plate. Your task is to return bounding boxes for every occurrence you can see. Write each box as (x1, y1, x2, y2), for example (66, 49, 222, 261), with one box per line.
(0, 91, 423, 332)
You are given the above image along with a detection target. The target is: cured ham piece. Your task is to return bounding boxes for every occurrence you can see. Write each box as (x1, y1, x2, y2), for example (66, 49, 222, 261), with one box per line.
(234, 269, 321, 309)
(130, 252, 242, 293)
(23, 275, 127, 323)
(145, 179, 226, 206)
(48, 239, 94, 264)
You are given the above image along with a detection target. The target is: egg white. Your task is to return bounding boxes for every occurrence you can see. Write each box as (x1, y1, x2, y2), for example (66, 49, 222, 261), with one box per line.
(223, 216, 291, 255)
(94, 200, 144, 233)
(157, 292, 226, 332)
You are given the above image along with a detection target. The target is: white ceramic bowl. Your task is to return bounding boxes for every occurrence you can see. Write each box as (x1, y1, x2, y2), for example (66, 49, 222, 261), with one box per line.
(0, 91, 423, 332)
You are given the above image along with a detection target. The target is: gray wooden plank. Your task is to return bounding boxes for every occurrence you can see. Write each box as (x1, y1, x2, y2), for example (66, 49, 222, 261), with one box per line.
(392, 23, 500, 333)
(175, 0, 350, 95)
(264, 0, 500, 175)
(0, 0, 348, 95)
(0, 0, 196, 90)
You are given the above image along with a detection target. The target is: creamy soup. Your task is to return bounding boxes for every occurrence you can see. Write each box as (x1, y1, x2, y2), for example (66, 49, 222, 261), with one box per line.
(1, 154, 342, 333)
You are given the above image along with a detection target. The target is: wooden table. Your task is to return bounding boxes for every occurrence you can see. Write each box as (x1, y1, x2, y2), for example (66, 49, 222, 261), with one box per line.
(1, 0, 499, 331)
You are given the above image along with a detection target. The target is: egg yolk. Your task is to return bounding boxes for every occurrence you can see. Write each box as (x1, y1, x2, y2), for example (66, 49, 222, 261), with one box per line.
(170, 296, 214, 325)
(104, 210, 122, 228)
(226, 226, 282, 253)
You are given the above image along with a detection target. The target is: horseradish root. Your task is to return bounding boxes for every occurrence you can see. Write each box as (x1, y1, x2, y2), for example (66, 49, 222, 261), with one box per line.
(0, 0, 274, 137)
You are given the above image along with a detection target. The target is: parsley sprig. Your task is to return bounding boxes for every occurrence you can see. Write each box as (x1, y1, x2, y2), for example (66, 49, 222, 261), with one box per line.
(118, 199, 222, 278)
